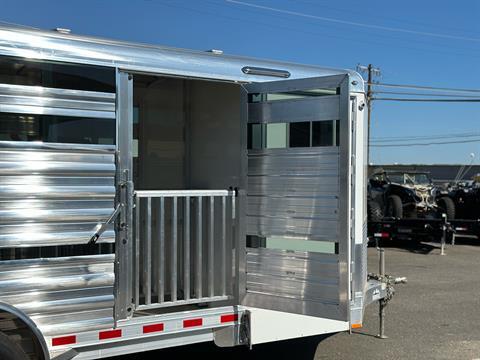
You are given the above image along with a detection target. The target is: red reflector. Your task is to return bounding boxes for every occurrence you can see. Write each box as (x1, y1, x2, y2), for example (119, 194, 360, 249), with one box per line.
(374, 232, 390, 238)
(143, 323, 165, 334)
(220, 314, 238, 323)
(183, 318, 203, 328)
(52, 335, 76, 346)
(99, 329, 122, 340)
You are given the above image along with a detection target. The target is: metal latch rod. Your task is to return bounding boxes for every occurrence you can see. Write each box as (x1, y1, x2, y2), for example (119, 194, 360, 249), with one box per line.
(88, 205, 122, 245)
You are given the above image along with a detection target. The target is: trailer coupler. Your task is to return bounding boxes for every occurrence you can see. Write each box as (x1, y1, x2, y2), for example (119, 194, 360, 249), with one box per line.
(367, 248, 407, 339)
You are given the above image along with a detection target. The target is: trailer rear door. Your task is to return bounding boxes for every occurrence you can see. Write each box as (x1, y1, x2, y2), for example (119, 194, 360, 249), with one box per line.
(242, 74, 352, 321)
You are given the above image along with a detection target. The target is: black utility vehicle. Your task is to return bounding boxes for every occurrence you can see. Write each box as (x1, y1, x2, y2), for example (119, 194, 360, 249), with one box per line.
(368, 170, 455, 220)
(447, 178, 480, 220)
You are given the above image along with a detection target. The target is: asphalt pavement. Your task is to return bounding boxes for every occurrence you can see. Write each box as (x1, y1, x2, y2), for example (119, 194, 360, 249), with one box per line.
(315, 239, 480, 360)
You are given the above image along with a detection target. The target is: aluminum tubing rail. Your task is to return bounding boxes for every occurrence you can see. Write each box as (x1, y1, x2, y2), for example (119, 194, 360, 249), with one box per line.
(135, 190, 236, 198)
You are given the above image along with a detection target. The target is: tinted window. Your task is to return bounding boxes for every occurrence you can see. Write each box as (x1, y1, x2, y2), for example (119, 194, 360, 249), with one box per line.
(0, 113, 115, 145)
(312, 121, 333, 146)
(0, 57, 115, 92)
(335, 120, 340, 146)
(289, 122, 310, 147)
(247, 123, 263, 150)
(266, 123, 287, 149)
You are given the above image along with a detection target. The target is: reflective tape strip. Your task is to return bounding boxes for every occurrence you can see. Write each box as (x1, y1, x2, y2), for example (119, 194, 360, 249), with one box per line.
(143, 323, 165, 334)
(52, 335, 76, 346)
(99, 329, 122, 340)
(183, 318, 203, 328)
(220, 314, 238, 323)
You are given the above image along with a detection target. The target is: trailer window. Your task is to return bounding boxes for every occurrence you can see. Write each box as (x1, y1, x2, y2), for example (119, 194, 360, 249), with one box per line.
(0, 56, 115, 92)
(248, 120, 338, 149)
(0, 113, 115, 144)
(266, 123, 287, 148)
(289, 121, 310, 147)
(312, 120, 334, 146)
(247, 123, 263, 150)
(248, 88, 339, 103)
(247, 235, 336, 254)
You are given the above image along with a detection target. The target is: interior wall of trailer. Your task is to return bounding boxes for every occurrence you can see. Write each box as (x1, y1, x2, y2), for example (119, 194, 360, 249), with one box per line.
(133, 76, 243, 191)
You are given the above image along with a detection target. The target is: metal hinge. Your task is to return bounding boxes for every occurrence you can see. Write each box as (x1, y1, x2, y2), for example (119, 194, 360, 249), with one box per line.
(239, 310, 252, 349)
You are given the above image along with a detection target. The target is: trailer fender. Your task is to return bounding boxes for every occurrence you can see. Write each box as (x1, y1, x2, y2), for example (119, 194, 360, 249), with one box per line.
(0, 302, 50, 360)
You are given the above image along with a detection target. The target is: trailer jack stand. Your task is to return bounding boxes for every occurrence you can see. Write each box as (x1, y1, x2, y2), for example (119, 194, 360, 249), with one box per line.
(377, 248, 387, 339)
(378, 299, 388, 339)
(368, 248, 407, 340)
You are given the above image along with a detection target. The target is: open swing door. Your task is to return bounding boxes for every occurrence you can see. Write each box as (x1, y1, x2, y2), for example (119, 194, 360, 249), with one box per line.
(241, 74, 358, 322)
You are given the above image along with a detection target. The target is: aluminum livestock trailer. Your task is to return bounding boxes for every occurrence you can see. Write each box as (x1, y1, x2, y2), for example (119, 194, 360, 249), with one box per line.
(0, 24, 387, 359)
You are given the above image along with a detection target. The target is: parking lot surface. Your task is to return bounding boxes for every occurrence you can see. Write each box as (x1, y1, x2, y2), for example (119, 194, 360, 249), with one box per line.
(114, 239, 480, 360)
(315, 240, 480, 360)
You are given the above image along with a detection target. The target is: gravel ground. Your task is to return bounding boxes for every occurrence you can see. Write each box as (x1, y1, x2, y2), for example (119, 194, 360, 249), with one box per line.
(114, 239, 480, 360)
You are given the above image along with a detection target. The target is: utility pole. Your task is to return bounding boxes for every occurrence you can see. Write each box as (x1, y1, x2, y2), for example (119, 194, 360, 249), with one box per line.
(357, 64, 381, 162)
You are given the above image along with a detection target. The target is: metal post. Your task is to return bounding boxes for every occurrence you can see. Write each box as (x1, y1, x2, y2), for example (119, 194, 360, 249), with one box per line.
(377, 248, 388, 339)
(144, 197, 152, 305)
(208, 196, 215, 298)
(158, 197, 165, 303)
(441, 213, 447, 256)
(171, 197, 178, 302)
(356, 64, 380, 162)
(134, 197, 140, 308)
(196, 196, 203, 299)
(221, 196, 226, 296)
(184, 196, 191, 301)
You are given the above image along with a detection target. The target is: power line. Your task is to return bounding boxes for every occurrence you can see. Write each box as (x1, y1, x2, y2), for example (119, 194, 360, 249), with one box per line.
(372, 133, 480, 143)
(367, 82, 480, 94)
(372, 97, 480, 102)
(371, 139, 480, 147)
(372, 131, 479, 140)
(158, 1, 480, 59)
(288, 0, 477, 36)
(225, 0, 480, 43)
(371, 90, 480, 98)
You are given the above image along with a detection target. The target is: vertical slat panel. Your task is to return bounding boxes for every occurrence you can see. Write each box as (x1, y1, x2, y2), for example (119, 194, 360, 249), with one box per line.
(196, 196, 203, 299)
(184, 196, 190, 301)
(221, 196, 226, 296)
(208, 196, 215, 298)
(134, 196, 140, 307)
(171, 197, 177, 302)
(143, 197, 152, 305)
(157, 197, 165, 303)
(132, 190, 235, 309)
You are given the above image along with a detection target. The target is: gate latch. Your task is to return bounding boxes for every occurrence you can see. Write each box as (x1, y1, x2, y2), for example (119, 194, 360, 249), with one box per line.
(88, 205, 122, 245)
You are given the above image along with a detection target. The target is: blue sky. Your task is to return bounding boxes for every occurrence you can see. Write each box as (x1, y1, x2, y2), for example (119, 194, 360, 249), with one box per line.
(1, 0, 479, 164)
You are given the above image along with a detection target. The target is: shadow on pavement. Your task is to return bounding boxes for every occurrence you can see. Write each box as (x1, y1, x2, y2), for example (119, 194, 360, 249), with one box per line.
(114, 334, 331, 360)
(371, 239, 438, 255)
(451, 237, 480, 246)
